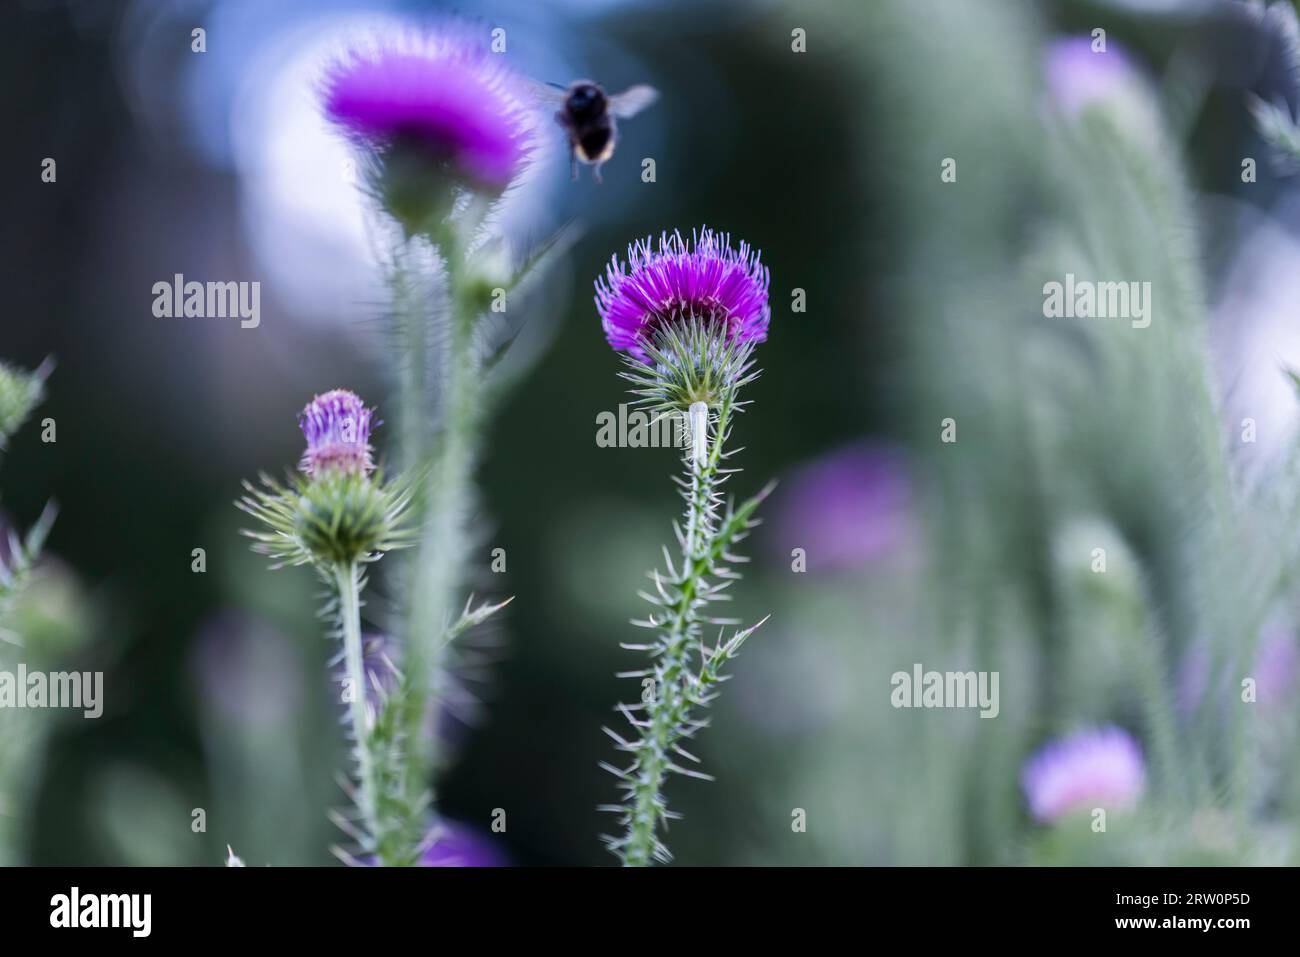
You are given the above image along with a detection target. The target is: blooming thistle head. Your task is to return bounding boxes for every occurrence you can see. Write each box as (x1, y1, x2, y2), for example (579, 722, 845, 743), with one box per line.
(1021, 726, 1145, 824)
(238, 390, 415, 568)
(596, 229, 770, 410)
(323, 27, 535, 228)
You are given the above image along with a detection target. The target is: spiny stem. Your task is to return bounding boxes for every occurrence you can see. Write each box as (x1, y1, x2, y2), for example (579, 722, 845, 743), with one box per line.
(335, 560, 380, 849)
(622, 397, 732, 867)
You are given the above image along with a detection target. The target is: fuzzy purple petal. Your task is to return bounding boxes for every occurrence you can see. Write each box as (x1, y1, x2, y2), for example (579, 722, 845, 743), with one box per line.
(298, 388, 374, 476)
(1044, 36, 1142, 117)
(324, 32, 534, 189)
(1021, 726, 1145, 823)
(418, 825, 509, 867)
(595, 228, 771, 363)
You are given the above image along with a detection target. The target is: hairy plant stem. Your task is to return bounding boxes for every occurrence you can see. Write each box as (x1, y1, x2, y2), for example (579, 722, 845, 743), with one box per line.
(622, 398, 732, 867)
(392, 246, 428, 477)
(389, 215, 486, 854)
(335, 560, 380, 847)
(404, 305, 480, 767)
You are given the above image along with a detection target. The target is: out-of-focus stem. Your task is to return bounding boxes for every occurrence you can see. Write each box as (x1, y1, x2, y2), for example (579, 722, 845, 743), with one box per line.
(395, 214, 486, 827)
(335, 560, 380, 847)
(391, 244, 428, 476)
(404, 312, 480, 764)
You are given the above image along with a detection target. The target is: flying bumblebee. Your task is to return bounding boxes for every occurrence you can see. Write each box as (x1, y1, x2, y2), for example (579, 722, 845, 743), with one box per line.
(531, 80, 659, 182)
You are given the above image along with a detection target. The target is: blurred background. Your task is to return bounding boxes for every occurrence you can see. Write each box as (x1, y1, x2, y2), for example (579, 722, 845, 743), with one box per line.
(2, 0, 1300, 865)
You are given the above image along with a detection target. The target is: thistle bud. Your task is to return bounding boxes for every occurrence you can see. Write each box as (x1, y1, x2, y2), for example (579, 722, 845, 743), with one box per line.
(238, 390, 414, 569)
(298, 389, 375, 477)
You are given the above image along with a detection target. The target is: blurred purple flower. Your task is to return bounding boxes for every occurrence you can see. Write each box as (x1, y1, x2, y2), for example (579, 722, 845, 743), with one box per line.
(595, 228, 770, 364)
(323, 30, 534, 190)
(343, 632, 401, 712)
(418, 823, 509, 867)
(339, 633, 477, 752)
(298, 389, 374, 477)
(1022, 726, 1145, 823)
(1255, 623, 1299, 706)
(1043, 36, 1143, 118)
(365, 822, 508, 867)
(1177, 620, 1299, 714)
(768, 441, 914, 571)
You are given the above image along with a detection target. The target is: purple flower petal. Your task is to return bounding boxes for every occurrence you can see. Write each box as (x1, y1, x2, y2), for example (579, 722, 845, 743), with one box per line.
(363, 823, 509, 867)
(298, 389, 374, 476)
(1021, 726, 1145, 823)
(418, 824, 509, 867)
(1044, 36, 1143, 118)
(323, 29, 534, 189)
(595, 228, 771, 363)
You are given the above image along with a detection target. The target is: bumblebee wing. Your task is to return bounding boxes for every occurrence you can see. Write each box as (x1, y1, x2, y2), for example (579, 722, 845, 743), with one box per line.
(522, 77, 571, 109)
(608, 84, 659, 119)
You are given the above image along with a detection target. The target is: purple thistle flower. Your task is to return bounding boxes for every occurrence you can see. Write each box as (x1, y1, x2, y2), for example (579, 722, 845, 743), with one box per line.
(323, 29, 535, 190)
(595, 228, 770, 364)
(1021, 726, 1145, 823)
(298, 389, 374, 477)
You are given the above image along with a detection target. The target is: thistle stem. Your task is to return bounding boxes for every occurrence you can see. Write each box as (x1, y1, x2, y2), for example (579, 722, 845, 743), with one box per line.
(392, 246, 428, 475)
(405, 323, 480, 747)
(688, 400, 708, 467)
(394, 221, 485, 837)
(622, 399, 731, 867)
(335, 560, 380, 849)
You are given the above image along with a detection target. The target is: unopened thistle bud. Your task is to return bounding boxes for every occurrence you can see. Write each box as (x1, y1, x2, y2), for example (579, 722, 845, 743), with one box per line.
(238, 390, 414, 568)
(298, 389, 375, 477)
